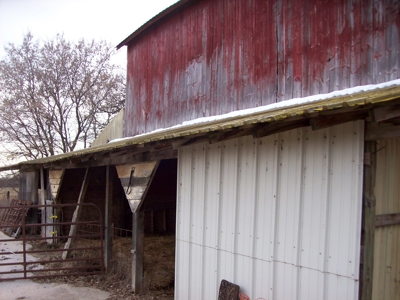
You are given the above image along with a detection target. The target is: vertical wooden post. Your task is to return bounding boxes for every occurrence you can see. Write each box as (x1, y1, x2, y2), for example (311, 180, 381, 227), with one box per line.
(132, 210, 144, 294)
(105, 165, 113, 271)
(40, 168, 46, 238)
(360, 141, 376, 300)
(62, 167, 90, 260)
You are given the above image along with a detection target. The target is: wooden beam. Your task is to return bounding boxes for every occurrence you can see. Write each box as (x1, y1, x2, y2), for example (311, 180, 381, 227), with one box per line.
(360, 141, 376, 300)
(171, 138, 192, 149)
(253, 119, 309, 138)
(131, 210, 144, 294)
(41, 148, 178, 170)
(104, 165, 113, 272)
(39, 168, 46, 206)
(310, 110, 368, 130)
(209, 128, 253, 144)
(62, 167, 90, 260)
(365, 123, 400, 140)
(371, 104, 400, 123)
(375, 213, 400, 227)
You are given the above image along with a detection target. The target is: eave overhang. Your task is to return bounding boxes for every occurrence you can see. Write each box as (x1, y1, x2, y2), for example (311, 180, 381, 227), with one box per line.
(1, 80, 400, 172)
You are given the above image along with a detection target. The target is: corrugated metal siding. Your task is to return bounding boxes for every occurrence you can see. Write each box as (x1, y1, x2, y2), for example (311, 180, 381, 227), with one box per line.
(176, 120, 364, 299)
(373, 139, 400, 300)
(125, 0, 400, 136)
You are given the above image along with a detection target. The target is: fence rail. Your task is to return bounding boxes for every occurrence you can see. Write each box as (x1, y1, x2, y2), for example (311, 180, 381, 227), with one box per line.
(0, 202, 104, 281)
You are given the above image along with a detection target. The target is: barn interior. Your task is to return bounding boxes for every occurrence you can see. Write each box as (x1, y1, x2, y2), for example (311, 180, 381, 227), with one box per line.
(54, 159, 178, 292)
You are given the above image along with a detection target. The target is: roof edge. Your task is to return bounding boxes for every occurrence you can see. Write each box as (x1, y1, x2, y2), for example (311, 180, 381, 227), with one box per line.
(116, 0, 193, 49)
(2, 80, 400, 172)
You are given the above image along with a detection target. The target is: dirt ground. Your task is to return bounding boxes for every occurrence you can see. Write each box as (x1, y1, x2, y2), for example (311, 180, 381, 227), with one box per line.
(1, 235, 175, 300)
(35, 235, 175, 299)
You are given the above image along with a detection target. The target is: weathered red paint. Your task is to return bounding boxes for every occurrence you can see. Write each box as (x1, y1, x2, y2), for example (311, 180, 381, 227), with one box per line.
(123, 0, 400, 136)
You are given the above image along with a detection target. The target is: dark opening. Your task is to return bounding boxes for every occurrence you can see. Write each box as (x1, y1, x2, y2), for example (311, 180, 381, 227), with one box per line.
(142, 158, 177, 293)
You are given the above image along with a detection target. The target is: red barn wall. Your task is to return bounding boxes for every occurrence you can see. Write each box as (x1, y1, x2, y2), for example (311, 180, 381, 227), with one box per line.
(125, 0, 400, 136)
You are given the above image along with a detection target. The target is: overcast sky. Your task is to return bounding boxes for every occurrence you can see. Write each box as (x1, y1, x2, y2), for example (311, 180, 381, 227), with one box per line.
(0, 0, 179, 165)
(0, 0, 178, 69)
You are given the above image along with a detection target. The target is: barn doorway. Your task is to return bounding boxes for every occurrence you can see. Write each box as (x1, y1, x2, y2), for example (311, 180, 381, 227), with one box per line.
(141, 158, 177, 293)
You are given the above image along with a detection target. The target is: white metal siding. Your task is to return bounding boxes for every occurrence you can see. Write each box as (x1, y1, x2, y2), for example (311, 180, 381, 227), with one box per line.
(175, 121, 364, 300)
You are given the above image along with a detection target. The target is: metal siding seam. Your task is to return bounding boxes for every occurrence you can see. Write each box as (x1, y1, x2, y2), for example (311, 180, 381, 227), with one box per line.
(350, 120, 364, 285)
(275, 129, 303, 298)
(202, 142, 220, 297)
(219, 138, 239, 282)
(251, 137, 262, 298)
(269, 133, 279, 300)
(213, 143, 223, 296)
(322, 125, 333, 300)
(319, 126, 331, 300)
(188, 144, 195, 299)
(253, 134, 279, 299)
(295, 127, 306, 299)
(272, 131, 283, 300)
(232, 137, 241, 283)
(219, 139, 238, 282)
(200, 143, 209, 300)
(329, 123, 347, 299)
(216, 141, 225, 287)
(241, 136, 258, 296)
(192, 142, 207, 298)
(176, 146, 192, 299)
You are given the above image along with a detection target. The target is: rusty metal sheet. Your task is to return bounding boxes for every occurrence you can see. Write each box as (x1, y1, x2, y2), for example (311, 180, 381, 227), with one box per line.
(124, 0, 400, 137)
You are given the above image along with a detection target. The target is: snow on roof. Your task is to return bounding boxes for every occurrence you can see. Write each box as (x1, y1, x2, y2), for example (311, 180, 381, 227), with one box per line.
(1, 79, 399, 172)
(110, 78, 400, 143)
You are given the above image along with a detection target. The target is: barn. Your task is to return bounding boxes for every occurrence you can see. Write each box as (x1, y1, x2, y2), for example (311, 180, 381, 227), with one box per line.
(1, 0, 400, 299)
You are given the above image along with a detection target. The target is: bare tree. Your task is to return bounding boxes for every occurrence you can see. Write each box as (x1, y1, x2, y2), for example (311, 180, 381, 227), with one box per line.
(0, 33, 125, 160)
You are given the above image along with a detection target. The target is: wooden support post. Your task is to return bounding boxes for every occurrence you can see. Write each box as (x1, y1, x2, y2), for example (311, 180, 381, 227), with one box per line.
(40, 168, 46, 205)
(360, 141, 376, 300)
(62, 168, 90, 260)
(132, 210, 144, 294)
(40, 168, 46, 238)
(104, 165, 113, 271)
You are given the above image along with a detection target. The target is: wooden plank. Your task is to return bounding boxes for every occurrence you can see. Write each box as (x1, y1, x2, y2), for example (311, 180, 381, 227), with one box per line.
(365, 123, 400, 140)
(253, 119, 309, 138)
(208, 128, 253, 144)
(360, 141, 377, 300)
(375, 213, 400, 227)
(120, 177, 150, 187)
(49, 169, 64, 179)
(116, 162, 158, 213)
(310, 110, 368, 130)
(104, 165, 113, 271)
(131, 210, 144, 294)
(49, 169, 65, 202)
(62, 167, 90, 260)
(39, 168, 46, 206)
(372, 104, 400, 123)
(45, 200, 55, 244)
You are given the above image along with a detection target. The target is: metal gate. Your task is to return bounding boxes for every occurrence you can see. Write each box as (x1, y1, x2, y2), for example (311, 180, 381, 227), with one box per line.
(0, 202, 104, 281)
